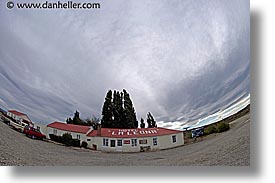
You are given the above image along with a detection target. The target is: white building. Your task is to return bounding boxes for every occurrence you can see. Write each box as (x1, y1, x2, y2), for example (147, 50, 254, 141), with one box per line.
(7, 110, 32, 124)
(86, 126, 184, 152)
(46, 122, 92, 143)
(7, 110, 32, 131)
(46, 122, 184, 153)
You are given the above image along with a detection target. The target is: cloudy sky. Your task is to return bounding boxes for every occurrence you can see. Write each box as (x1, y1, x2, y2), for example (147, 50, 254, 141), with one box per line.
(0, 0, 250, 127)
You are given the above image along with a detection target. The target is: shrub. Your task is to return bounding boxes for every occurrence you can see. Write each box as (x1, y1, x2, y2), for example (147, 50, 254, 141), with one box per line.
(50, 133, 82, 147)
(49, 134, 61, 143)
(61, 133, 73, 146)
(186, 131, 192, 139)
(58, 136, 63, 143)
(72, 139, 81, 147)
(217, 122, 230, 133)
(81, 141, 88, 148)
(49, 134, 55, 140)
(204, 124, 217, 135)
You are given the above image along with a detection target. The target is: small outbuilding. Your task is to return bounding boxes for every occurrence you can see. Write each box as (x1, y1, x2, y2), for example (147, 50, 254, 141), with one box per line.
(47, 122, 92, 143)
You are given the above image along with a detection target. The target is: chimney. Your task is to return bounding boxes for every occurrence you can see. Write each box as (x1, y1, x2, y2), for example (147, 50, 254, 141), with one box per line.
(97, 124, 101, 136)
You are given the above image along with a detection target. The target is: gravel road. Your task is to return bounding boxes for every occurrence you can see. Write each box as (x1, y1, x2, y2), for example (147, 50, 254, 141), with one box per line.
(0, 114, 250, 166)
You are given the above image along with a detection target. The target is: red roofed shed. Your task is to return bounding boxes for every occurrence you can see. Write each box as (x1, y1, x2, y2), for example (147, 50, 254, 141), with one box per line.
(47, 122, 91, 134)
(8, 110, 27, 116)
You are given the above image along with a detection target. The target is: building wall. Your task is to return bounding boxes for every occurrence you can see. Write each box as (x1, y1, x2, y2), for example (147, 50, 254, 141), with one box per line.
(7, 112, 31, 124)
(45, 125, 185, 152)
(87, 132, 184, 152)
(7, 112, 19, 121)
(157, 133, 184, 150)
(47, 127, 87, 143)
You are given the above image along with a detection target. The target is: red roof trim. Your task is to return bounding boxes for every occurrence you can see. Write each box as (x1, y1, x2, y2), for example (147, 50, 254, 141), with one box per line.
(47, 122, 91, 134)
(87, 127, 182, 138)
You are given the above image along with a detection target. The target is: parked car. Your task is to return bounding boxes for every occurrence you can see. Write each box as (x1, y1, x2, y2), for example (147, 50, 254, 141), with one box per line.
(23, 125, 46, 140)
(1, 117, 10, 125)
(191, 127, 204, 138)
(10, 120, 26, 132)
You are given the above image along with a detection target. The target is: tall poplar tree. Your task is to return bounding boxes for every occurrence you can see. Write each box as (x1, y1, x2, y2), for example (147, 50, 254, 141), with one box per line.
(146, 112, 157, 128)
(101, 89, 138, 129)
(113, 90, 124, 128)
(101, 90, 113, 128)
(112, 90, 119, 127)
(140, 118, 145, 128)
(118, 91, 124, 128)
(123, 89, 138, 128)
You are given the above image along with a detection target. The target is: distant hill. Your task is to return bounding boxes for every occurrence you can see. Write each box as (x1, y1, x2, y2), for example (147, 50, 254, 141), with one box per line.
(219, 104, 250, 124)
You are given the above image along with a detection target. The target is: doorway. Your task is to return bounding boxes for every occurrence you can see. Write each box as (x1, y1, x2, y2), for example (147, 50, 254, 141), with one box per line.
(110, 140, 116, 147)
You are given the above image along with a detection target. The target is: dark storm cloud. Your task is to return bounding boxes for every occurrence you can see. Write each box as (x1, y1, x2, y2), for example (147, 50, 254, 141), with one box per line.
(0, 0, 249, 127)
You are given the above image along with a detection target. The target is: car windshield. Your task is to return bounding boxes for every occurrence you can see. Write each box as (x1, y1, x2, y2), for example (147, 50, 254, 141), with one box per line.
(34, 129, 41, 133)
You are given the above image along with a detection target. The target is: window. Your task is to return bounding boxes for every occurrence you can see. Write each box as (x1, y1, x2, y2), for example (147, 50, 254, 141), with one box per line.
(153, 138, 158, 146)
(110, 140, 116, 147)
(76, 134, 81, 140)
(172, 135, 177, 143)
(131, 139, 137, 147)
(103, 138, 109, 146)
(53, 129, 57, 135)
(117, 139, 122, 146)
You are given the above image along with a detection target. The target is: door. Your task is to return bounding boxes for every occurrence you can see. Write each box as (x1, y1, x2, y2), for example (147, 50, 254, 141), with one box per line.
(92, 144, 97, 151)
(110, 140, 116, 147)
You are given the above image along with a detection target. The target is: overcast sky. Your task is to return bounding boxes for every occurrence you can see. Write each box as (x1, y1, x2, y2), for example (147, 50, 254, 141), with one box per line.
(0, 0, 250, 127)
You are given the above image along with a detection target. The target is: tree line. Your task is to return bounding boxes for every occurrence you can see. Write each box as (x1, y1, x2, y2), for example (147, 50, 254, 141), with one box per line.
(66, 110, 100, 130)
(101, 89, 156, 129)
(66, 89, 157, 129)
(101, 89, 138, 128)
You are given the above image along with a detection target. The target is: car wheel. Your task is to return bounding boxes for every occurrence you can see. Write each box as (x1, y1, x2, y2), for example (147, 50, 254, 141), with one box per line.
(31, 135, 35, 139)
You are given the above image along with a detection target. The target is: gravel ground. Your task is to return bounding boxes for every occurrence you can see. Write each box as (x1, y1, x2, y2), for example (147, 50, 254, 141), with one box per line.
(0, 114, 250, 166)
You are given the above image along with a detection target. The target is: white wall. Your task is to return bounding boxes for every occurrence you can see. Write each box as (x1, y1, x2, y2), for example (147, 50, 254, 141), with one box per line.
(87, 132, 184, 152)
(7, 112, 19, 121)
(47, 127, 87, 143)
(7, 112, 31, 124)
(45, 126, 184, 152)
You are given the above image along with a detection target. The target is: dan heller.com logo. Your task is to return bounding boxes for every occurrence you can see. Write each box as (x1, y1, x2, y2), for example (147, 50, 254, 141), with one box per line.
(6, 1, 101, 10)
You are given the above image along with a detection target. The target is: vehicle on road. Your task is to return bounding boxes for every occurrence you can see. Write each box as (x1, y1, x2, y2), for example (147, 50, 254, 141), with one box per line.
(10, 120, 27, 132)
(191, 127, 204, 138)
(23, 125, 46, 140)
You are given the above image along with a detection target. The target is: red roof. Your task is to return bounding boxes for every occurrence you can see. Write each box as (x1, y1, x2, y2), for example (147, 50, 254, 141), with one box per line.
(87, 127, 182, 138)
(8, 110, 27, 116)
(47, 122, 91, 134)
